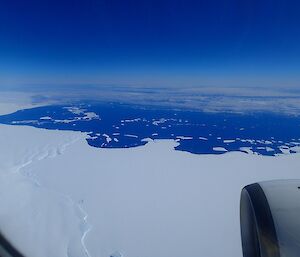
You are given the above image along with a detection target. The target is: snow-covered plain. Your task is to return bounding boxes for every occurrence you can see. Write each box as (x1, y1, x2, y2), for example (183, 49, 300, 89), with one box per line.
(1, 103, 300, 257)
(0, 92, 40, 115)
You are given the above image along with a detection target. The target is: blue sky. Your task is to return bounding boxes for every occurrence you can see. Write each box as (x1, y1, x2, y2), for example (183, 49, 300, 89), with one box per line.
(0, 0, 300, 88)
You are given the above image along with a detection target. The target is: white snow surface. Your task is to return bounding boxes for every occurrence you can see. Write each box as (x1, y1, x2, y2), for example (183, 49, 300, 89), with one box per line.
(40, 116, 52, 120)
(176, 136, 193, 140)
(224, 139, 236, 143)
(0, 124, 89, 257)
(1, 108, 300, 257)
(213, 147, 228, 152)
(0, 92, 42, 115)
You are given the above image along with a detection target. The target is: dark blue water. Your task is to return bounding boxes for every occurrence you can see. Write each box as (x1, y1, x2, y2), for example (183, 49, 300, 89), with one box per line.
(0, 102, 300, 156)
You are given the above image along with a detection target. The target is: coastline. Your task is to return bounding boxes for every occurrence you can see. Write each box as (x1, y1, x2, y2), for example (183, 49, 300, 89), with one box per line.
(43, 137, 300, 257)
(1, 101, 300, 257)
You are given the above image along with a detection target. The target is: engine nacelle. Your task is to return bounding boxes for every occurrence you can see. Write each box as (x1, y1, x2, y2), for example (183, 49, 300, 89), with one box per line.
(240, 180, 300, 257)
